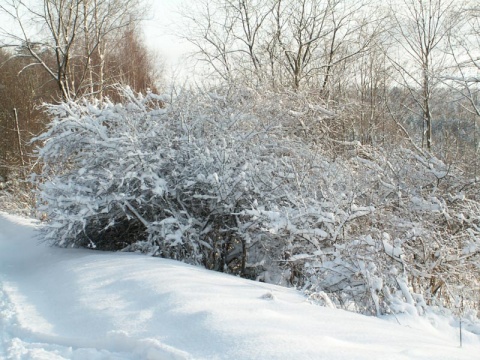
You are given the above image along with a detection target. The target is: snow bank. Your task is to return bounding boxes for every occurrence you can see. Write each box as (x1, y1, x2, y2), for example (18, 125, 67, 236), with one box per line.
(0, 212, 478, 359)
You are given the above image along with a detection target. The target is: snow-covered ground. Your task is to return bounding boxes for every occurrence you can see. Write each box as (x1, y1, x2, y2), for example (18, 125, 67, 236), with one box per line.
(0, 212, 478, 360)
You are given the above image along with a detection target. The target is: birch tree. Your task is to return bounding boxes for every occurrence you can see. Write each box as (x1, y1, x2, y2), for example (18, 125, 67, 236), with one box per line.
(389, 0, 459, 150)
(0, 0, 145, 100)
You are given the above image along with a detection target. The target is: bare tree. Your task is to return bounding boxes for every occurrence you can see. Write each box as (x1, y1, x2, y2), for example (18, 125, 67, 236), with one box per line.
(347, 36, 393, 145)
(180, 0, 378, 91)
(78, 0, 146, 99)
(0, 0, 82, 99)
(388, 0, 459, 150)
(0, 0, 145, 100)
(179, 0, 236, 82)
(274, 0, 335, 90)
(445, 5, 480, 178)
(107, 24, 162, 96)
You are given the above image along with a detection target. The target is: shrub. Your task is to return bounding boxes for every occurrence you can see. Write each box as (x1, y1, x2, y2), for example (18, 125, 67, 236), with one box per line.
(35, 86, 480, 316)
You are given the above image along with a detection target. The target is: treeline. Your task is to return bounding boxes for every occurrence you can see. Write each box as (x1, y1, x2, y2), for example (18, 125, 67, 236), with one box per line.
(180, 0, 480, 177)
(0, 0, 160, 209)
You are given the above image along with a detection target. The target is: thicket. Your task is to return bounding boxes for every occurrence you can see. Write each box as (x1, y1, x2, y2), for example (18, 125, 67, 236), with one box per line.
(34, 86, 480, 316)
(2, 0, 480, 318)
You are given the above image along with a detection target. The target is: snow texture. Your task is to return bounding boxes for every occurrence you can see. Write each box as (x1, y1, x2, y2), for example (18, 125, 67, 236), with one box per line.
(0, 212, 479, 359)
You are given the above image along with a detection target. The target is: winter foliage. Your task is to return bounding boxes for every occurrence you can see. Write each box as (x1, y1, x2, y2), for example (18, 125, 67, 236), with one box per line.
(34, 86, 480, 317)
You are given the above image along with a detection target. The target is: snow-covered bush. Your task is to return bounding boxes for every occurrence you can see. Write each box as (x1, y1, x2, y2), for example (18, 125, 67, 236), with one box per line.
(34, 86, 480, 317)
(34, 87, 352, 280)
(310, 144, 480, 315)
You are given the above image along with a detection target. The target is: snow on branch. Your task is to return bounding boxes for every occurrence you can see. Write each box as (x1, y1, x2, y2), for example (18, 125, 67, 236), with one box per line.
(33, 85, 480, 317)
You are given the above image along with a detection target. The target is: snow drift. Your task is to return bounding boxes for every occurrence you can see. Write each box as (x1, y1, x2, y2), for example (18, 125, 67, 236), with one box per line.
(1, 212, 479, 359)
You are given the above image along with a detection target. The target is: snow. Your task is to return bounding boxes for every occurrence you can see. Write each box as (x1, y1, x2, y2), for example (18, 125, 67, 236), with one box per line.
(0, 212, 478, 360)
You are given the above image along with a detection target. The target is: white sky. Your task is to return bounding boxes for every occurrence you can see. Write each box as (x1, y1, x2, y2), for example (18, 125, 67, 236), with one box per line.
(143, 0, 194, 83)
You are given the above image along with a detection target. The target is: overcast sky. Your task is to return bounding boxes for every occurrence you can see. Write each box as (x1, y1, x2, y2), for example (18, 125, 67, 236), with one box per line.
(144, 0, 194, 82)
